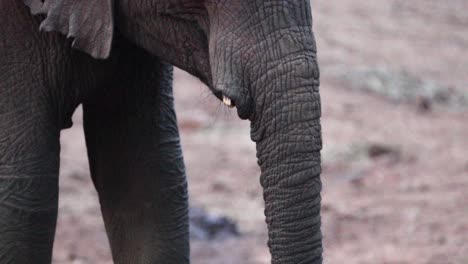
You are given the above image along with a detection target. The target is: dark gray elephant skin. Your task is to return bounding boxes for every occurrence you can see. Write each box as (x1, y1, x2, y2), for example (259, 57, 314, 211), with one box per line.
(0, 0, 323, 263)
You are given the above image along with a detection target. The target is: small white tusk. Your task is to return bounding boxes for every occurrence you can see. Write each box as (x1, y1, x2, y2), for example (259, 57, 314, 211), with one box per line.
(223, 95, 234, 108)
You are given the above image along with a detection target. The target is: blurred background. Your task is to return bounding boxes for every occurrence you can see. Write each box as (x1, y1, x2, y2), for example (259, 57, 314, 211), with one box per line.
(54, 1, 468, 263)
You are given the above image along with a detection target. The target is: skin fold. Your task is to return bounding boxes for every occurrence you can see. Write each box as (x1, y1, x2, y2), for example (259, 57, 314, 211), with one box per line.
(1, 0, 322, 263)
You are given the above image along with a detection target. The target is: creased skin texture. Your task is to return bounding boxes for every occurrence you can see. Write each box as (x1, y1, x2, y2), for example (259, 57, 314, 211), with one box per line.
(255, 59, 323, 263)
(1, 2, 76, 263)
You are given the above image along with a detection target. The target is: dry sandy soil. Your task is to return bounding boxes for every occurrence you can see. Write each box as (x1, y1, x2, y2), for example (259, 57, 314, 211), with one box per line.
(53, 1, 468, 263)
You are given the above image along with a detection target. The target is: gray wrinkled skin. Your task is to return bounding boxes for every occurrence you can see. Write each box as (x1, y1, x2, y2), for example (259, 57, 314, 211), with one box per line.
(0, 0, 322, 263)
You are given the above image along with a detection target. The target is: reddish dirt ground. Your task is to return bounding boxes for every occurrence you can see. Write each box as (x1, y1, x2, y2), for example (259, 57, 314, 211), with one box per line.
(54, 1, 468, 263)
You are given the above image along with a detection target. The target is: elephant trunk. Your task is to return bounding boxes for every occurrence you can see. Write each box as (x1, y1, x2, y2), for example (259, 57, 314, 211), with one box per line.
(205, 0, 323, 261)
(250, 46, 323, 263)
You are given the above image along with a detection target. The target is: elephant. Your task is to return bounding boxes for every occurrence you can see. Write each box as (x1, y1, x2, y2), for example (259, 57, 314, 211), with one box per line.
(0, 0, 323, 263)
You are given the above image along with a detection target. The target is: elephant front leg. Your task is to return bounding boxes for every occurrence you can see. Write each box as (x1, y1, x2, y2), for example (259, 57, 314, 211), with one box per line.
(0, 97, 61, 264)
(83, 44, 189, 264)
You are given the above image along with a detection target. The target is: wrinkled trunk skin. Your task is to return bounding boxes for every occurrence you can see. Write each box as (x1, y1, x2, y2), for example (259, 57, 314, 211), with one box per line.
(248, 24, 323, 261)
(206, 1, 323, 262)
(252, 54, 323, 263)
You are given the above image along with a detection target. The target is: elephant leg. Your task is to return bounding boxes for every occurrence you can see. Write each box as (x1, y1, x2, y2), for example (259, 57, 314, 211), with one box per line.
(0, 80, 60, 264)
(83, 45, 189, 264)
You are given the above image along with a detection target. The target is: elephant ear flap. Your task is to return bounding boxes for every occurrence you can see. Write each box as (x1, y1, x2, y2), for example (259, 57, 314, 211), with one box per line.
(23, 0, 114, 59)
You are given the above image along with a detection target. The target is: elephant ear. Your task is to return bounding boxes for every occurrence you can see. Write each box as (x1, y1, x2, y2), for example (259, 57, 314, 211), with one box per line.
(23, 0, 114, 59)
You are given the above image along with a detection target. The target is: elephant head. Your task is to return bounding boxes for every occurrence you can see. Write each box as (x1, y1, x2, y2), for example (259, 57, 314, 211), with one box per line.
(24, 0, 323, 262)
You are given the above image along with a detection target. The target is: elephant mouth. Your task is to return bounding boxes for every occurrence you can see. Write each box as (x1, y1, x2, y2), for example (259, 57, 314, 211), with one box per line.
(222, 95, 235, 108)
(213, 88, 253, 120)
(222, 93, 253, 121)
